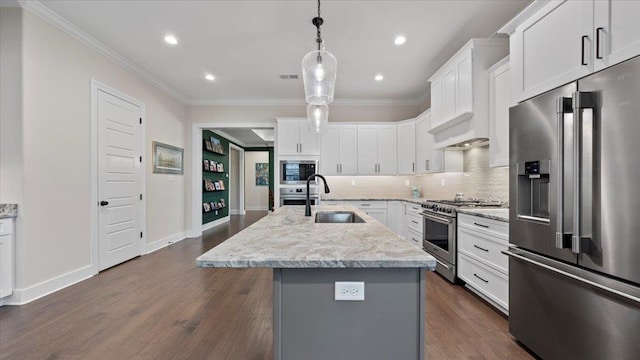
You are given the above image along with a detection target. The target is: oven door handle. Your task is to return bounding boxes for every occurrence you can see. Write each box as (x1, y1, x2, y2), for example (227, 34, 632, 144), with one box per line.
(423, 213, 453, 225)
(434, 258, 452, 270)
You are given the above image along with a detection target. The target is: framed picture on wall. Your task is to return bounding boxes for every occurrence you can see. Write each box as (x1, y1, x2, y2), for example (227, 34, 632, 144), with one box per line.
(204, 139, 213, 152)
(255, 163, 269, 186)
(153, 141, 184, 174)
(217, 180, 225, 191)
(210, 136, 224, 154)
(203, 160, 210, 171)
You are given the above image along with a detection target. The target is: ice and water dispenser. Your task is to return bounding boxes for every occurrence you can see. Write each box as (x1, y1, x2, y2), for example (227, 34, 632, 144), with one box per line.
(516, 160, 551, 223)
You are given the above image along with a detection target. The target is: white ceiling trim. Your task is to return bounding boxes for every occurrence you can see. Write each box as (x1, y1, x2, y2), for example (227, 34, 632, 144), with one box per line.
(19, 0, 189, 103)
(186, 98, 423, 107)
(0, 0, 20, 7)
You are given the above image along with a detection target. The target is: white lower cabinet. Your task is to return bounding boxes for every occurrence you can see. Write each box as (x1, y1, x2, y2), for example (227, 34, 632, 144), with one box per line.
(386, 201, 404, 235)
(0, 218, 15, 301)
(457, 213, 509, 314)
(344, 201, 388, 226)
(403, 203, 423, 247)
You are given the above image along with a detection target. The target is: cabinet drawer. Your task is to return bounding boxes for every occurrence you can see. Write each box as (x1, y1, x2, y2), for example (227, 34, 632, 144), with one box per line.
(405, 203, 422, 216)
(346, 201, 387, 209)
(458, 226, 508, 273)
(458, 214, 508, 240)
(406, 213, 423, 234)
(0, 219, 13, 236)
(458, 252, 508, 311)
(406, 228, 422, 248)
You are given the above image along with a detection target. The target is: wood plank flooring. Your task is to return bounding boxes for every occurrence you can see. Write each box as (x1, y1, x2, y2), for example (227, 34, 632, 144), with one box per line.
(0, 211, 535, 360)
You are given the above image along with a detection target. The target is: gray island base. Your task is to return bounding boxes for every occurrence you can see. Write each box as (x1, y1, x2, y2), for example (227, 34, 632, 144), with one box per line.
(196, 205, 436, 360)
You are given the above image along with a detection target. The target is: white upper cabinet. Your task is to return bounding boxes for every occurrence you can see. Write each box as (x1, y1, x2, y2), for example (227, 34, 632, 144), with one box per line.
(428, 38, 508, 148)
(415, 112, 431, 174)
(320, 125, 357, 175)
(488, 57, 512, 168)
(509, 0, 640, 103)
(594, 0, 640, 71)
(357, 124, 397, 175)
(277, 118, 320, 156)
(397, 120, 416, 175)
(510, 0, 593, 103)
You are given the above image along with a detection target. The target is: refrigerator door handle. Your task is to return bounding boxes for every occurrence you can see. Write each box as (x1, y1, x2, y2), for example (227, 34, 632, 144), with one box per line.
(504, 249, 640, 304)
(556, 97, 574, 249)
(572, 91, 596, 254)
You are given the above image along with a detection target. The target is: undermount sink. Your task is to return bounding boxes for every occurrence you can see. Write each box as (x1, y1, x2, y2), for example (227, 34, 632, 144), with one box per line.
(314, 211, 365, 224)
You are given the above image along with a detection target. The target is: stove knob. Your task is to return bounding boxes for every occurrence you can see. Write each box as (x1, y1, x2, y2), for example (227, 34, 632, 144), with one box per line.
(447, 209, 452, 213)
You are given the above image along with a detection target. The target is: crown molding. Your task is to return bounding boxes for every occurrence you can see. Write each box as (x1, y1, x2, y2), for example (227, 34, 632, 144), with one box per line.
(19, 0, 188, 103)
(415, 88, 431, 105)
(187, 97, 423, 107)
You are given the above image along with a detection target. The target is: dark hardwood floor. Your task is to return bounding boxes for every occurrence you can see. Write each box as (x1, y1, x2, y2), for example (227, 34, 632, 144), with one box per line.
(0, 211, 533, 359)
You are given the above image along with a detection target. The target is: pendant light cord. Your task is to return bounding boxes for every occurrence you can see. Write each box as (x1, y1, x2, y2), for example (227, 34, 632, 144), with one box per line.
(315, 0, 323, 51)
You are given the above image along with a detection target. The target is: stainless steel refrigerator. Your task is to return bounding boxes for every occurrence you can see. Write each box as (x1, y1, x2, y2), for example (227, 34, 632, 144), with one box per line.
(507, 55, 640, 360)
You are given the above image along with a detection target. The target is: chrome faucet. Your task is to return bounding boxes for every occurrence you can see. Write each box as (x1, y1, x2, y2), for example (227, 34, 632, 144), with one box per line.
(305, 173, 330, 216)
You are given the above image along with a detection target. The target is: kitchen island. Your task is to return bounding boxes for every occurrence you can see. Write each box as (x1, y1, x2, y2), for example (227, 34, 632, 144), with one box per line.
(197, 205, 436, 360)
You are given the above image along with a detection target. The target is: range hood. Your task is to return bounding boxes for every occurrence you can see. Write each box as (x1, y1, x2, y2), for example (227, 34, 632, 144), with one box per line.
(445, 137, 489, 150)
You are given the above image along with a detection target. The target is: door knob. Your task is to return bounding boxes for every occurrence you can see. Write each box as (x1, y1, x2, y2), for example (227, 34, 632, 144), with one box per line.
(100, 201, 109, 206)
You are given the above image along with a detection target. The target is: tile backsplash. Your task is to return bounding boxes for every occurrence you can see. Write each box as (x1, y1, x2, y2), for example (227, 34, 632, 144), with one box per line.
(325, 145, 509, 202)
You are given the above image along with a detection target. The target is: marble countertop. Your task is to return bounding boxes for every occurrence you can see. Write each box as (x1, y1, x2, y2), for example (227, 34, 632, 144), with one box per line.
(0, 204, 18, 219)
(321, 196, 427, 205)
(457, 208, 509, 222)
(197, 205, 436, 269)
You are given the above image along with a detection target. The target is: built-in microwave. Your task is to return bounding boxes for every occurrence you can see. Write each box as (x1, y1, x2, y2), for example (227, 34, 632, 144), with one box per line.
(280, 160, 318, 184)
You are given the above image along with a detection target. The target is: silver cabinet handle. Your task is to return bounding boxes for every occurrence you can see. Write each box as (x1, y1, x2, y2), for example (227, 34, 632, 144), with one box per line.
(473, 244, 489, 252)
(412, 220, 419, 224)
(504, 250, 640, 304)
(339, 164, 342, 173)
(299, 143, 302, 153)
(337, 164, 339, 173)
(426, 160, 429, 170)
(473, 273, 489, 283)
(412, 162, 415, 172)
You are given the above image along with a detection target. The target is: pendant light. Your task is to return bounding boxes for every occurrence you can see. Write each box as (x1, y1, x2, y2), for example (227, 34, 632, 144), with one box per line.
(302, 0, 337, 106)
(306, 103, 329, 133)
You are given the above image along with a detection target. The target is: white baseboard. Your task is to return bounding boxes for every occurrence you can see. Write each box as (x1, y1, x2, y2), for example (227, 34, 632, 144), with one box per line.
(229, 209, 246, 215)
(145, 231, 186, 254)
(2, 264, 96, 306)
(202, 216, 230, 231)
(246, 206, 268, 211)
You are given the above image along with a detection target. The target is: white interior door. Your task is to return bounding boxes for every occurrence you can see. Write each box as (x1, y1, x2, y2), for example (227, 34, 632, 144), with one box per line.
(97, 89, 142, 271)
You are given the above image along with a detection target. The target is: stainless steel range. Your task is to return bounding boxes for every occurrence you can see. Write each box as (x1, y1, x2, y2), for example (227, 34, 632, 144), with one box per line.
(422, 199, 503, 282)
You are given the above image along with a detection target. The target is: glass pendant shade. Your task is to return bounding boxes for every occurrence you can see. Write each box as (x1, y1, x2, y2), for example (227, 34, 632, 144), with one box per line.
(302, 49, 337, 105)
(307, 103, 329, 133)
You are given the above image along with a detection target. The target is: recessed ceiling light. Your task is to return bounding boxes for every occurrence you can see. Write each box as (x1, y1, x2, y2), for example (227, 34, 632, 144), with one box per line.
(374, 74, 384, 81)
(394, 35, 406, 45)
(205, 74, 215, 81)
(164, 34, 178, 45)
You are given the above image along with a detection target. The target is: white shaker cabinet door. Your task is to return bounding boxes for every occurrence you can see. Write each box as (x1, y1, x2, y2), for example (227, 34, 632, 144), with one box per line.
(397, 121, 416, 175)
(430, 77, 443, 129)
(489, 58, 511, 168)
(415, 114, 430, 174)
(298, 122, 320, 155)
(377, 125, 397, 175)
(278, 120, 301, 155)
(511, 0, 593, 103)
(338, 125, 358, 175)
(320, 126, 339, 175)
(594, 0, 640, 71)
(357, 126, 378, 175)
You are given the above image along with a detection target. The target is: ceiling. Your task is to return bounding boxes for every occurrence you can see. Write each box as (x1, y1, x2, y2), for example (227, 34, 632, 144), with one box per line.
(34, 0, 531, 105)
(215, 128, 274, 148)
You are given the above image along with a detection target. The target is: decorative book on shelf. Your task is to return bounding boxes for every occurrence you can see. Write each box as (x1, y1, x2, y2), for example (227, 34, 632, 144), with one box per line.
(203, 179, 225, 192)
(203, 138, 225, 155)
(203, 199, 226, 213)
(203, 160, 224, 172)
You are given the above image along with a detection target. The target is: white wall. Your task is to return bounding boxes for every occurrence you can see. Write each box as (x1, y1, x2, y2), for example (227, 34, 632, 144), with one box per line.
(244, 152, 269, 211)
(0, 7, 23, 205)
(4, 8, 188, 303)
(229, 147, 240, 212)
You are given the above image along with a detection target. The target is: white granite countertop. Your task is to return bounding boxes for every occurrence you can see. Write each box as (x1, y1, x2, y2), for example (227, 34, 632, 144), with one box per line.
(456, 208, 509, 222)
(0, 204, 18, 219)
(197, 205, 436, 269)
(321, 196, 427, 205)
